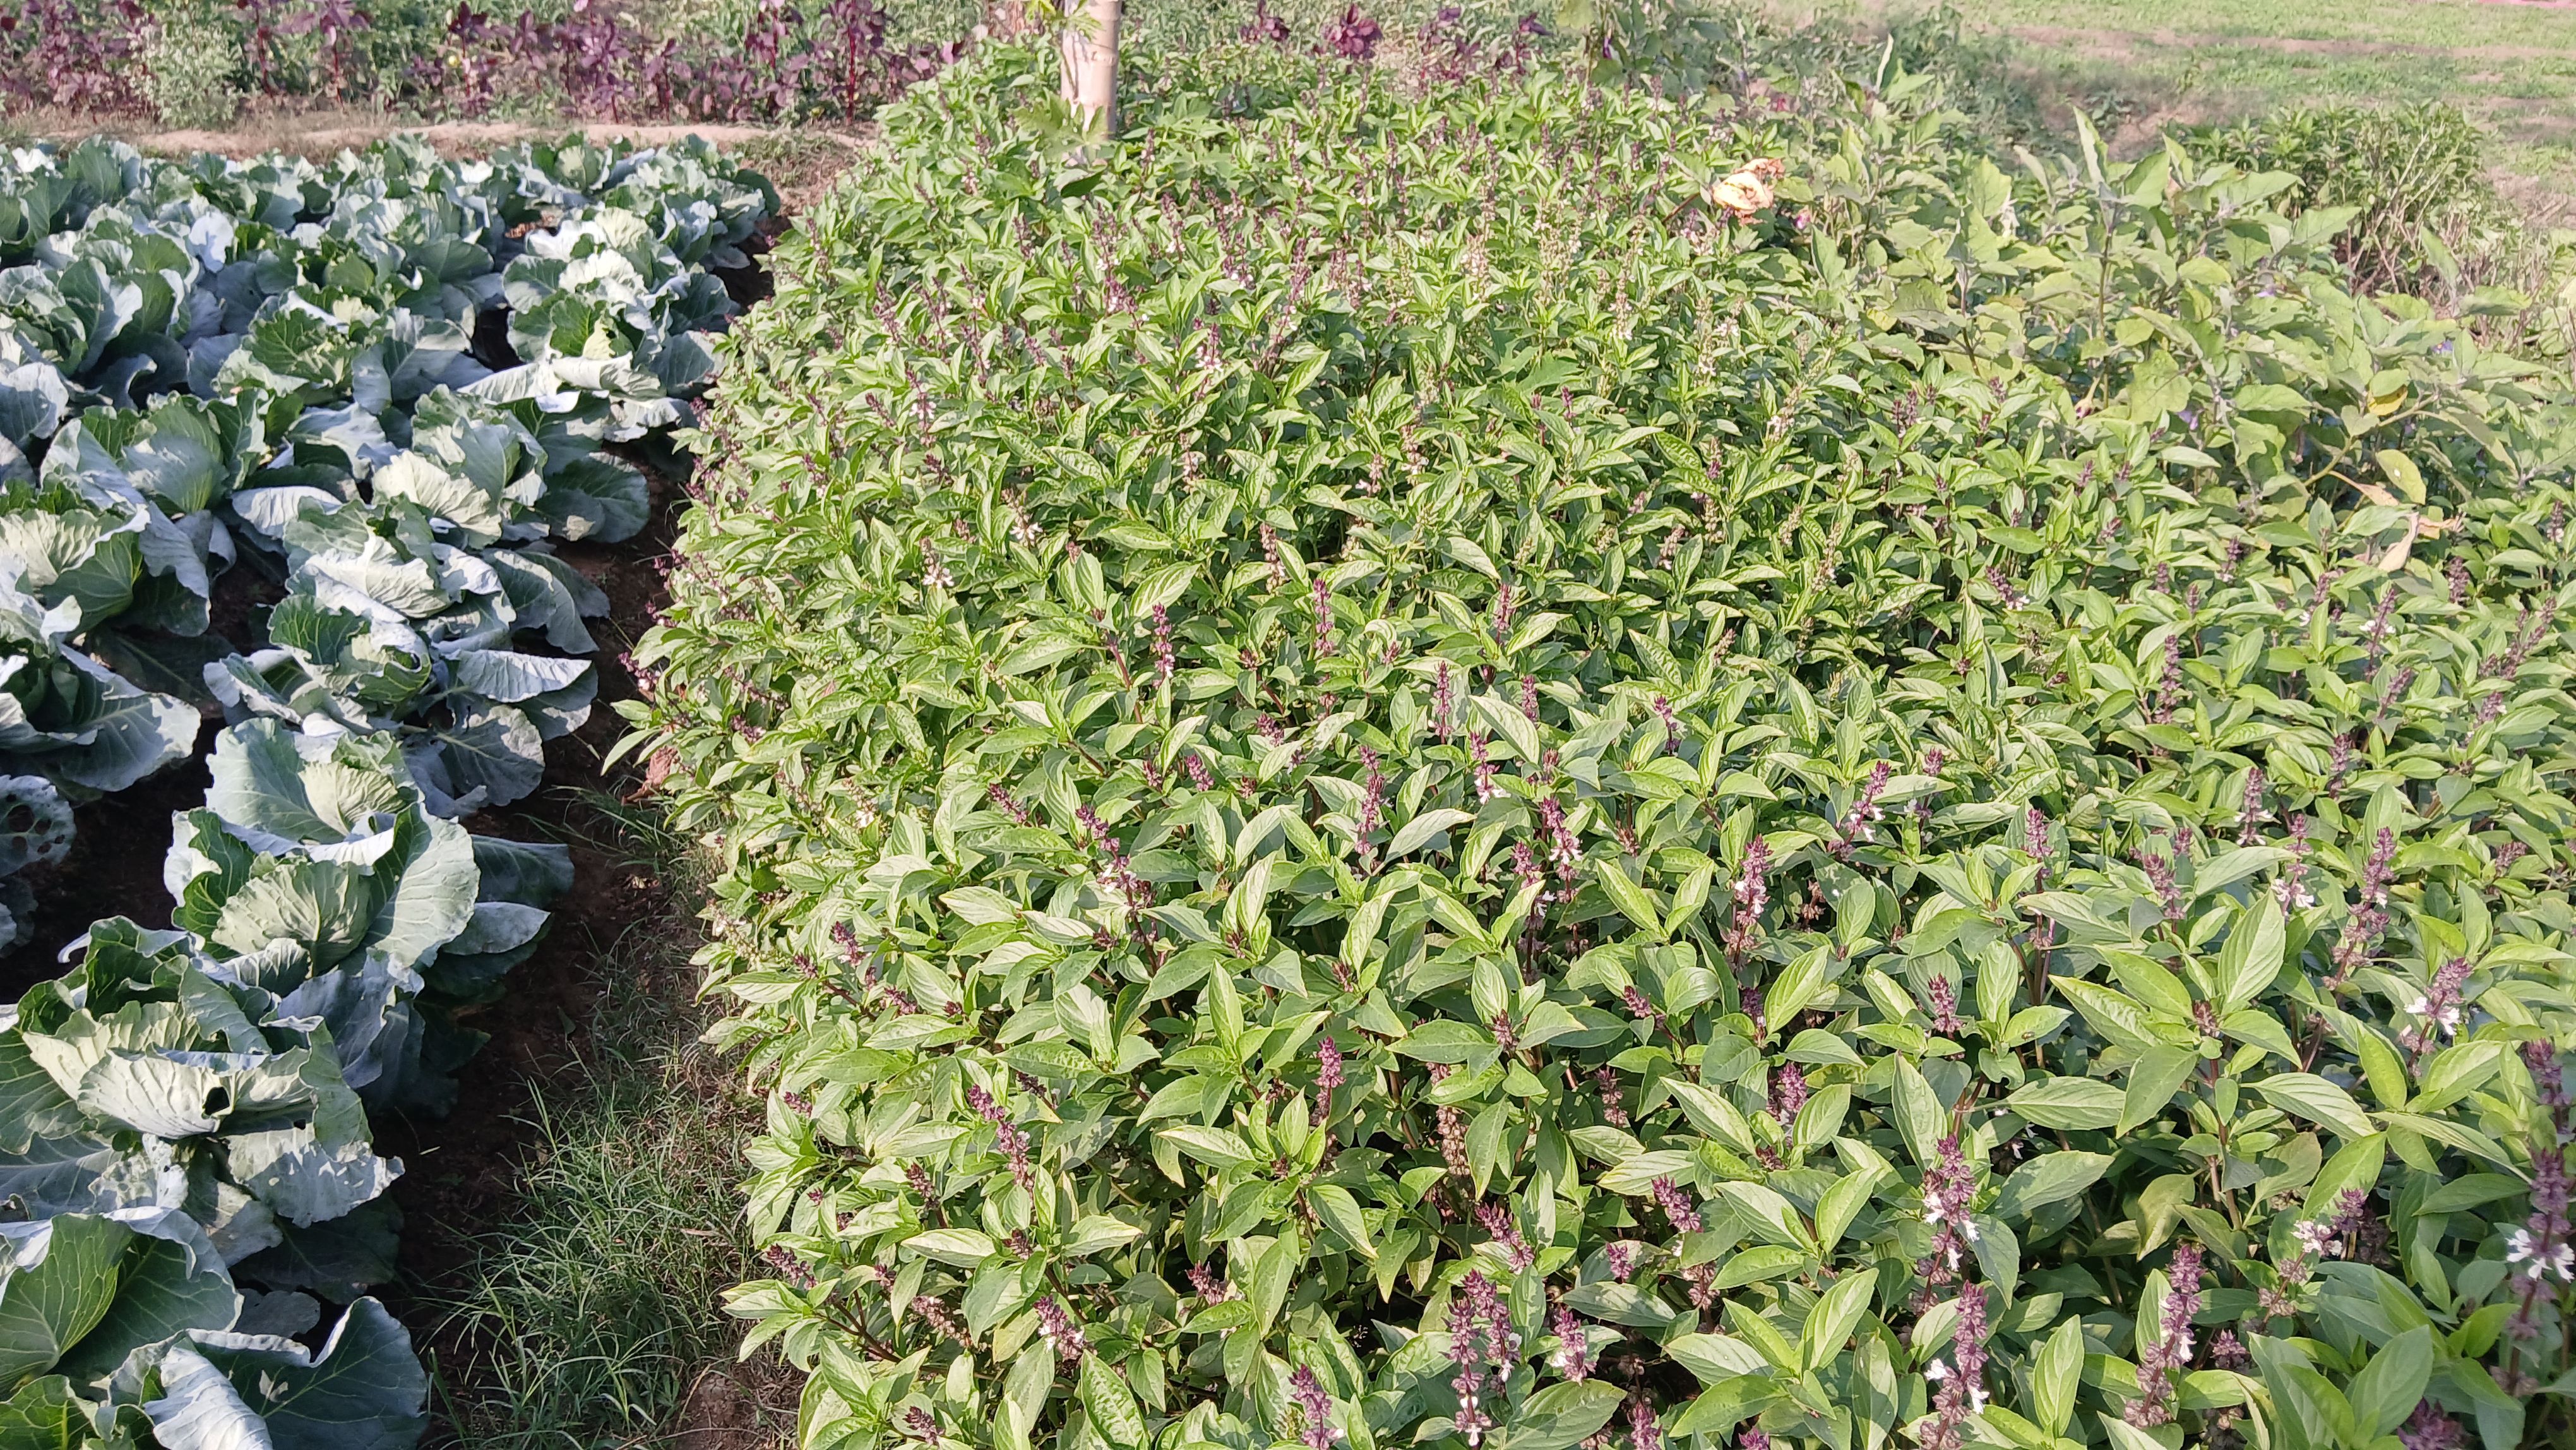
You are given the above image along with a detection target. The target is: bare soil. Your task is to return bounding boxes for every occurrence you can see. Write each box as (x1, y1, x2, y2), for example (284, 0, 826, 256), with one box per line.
(14, 99, 871, 161)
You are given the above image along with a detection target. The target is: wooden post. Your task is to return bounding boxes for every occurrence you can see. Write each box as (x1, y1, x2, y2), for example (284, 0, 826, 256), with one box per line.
(1060, 0, 1121, 140)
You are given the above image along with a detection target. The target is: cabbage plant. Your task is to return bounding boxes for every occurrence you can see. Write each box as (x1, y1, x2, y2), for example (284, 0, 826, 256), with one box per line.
(0, 571, 195, 797)
(164, 721, 567, 1112)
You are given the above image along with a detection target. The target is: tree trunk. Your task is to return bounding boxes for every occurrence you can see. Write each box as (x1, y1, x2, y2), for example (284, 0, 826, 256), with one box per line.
(1059, 0, 1121, 140)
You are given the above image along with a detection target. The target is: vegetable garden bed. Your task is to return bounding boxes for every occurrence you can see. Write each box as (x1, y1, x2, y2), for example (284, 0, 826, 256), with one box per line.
(633, 36, 2576, 1450)
(0, 130, 778, 1444)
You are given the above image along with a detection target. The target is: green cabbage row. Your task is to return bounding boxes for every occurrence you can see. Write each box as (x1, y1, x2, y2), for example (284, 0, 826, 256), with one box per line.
(0, 135, 775, 1446)
(635, 44, 2576, 1450)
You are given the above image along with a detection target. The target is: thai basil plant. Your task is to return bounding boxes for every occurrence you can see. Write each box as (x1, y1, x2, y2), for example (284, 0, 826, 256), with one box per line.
(631, 41, 2576, 1450)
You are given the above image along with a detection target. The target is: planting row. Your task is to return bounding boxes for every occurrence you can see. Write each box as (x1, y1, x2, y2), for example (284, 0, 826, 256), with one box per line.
(0, 135, 771, 1444)
(640, 42, 2576, 1450)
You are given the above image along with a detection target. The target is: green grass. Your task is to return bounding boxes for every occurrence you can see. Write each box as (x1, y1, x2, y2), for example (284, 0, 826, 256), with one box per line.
(417, 798, 792, 1450)
(1828, 0, 2576, 206)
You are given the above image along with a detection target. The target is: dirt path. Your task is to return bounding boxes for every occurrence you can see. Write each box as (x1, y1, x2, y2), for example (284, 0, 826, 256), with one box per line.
(139, 118, 869, 159)
(21, 104, 873, 166)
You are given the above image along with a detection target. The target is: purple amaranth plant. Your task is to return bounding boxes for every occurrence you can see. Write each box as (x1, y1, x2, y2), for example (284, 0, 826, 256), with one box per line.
(1240, 0, 1290, 40)
(1926, 975, 1965, 1036)
(239, 0, 289, 93)
(1604, 1242, 1642, 1281)
(282, 0, 373, 95)
(2, 0, 147, 111)
(820, 0, 891, 120)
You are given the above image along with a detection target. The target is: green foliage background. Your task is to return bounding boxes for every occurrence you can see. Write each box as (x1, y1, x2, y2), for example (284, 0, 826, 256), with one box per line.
(631, 35, 2576, 1450)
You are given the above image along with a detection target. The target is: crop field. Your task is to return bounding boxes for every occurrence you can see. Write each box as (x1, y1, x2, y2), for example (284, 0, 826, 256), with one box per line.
(11, 3, 2576, 1450)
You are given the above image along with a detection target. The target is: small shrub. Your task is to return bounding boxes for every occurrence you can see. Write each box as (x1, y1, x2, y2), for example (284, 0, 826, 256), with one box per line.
(2186, 102, 2502, 295)
(141, 6, 247, 127)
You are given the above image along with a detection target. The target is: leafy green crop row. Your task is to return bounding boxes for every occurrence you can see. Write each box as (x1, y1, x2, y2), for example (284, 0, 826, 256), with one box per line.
(0, 135, 774, 1446)
(2, 136, 770, 854)
(636, 42, 2576, 1450)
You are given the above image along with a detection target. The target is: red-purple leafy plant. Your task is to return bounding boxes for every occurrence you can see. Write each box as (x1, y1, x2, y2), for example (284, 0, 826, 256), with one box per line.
(1320, 3, 1378, 59)
(0, 0, 149, 112)
(284, 0, 373, 100)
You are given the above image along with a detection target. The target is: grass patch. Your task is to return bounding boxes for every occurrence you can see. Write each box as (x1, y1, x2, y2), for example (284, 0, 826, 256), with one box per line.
(417, 798, 792, 1450)
(1825, 0, 2576, 203)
